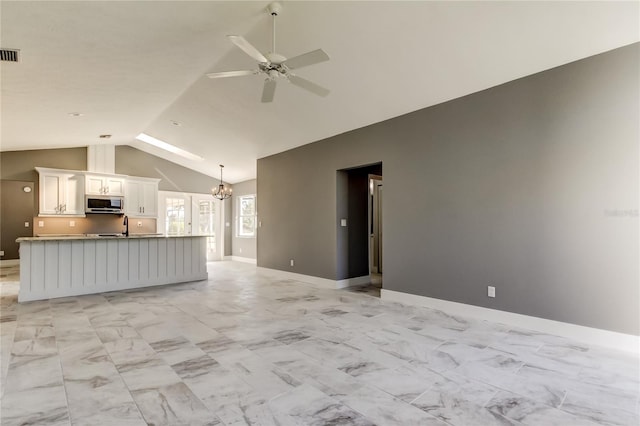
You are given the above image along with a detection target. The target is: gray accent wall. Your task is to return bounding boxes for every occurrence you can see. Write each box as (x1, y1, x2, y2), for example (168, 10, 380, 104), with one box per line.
(0, 147, 87, 213)
(257, 43, 639, 335)
(231, 179, 257, 259)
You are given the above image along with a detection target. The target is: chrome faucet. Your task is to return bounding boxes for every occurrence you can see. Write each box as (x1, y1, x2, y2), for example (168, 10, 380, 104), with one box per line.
(123, 215, 129, 237)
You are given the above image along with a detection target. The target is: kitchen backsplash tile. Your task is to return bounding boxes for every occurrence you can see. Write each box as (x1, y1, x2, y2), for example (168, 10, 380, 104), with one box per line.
(34, 216, 157, 236)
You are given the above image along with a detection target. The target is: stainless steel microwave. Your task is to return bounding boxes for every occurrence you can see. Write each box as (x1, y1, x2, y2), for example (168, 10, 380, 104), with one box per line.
(85, 195, 124, 214)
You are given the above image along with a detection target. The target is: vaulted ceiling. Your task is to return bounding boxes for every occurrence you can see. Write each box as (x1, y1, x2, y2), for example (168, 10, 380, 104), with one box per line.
(1, 1, 638, 182)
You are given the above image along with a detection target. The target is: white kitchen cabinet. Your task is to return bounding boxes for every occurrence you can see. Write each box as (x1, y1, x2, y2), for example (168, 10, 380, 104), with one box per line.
(36, 168, 85, 216)
(125, 177, 159, 217)
(85, 173, 125, 196)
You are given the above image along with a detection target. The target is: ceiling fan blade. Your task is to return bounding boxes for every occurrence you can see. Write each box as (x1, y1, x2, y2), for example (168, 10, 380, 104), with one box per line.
(227, 35, 268, 63)
(261, 79, 276, 103)
(288, 75, 330, 97)
(206, 70, 257, 79)
(282, 49, 330, 70)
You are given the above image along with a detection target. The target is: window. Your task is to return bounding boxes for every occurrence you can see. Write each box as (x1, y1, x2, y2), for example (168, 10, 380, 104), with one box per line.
(237, 194, 256, 237)
(165, 197, 186, 235)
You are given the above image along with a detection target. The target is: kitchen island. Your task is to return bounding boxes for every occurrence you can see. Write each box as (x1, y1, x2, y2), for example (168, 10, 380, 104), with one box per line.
(16, 235, 208, 302)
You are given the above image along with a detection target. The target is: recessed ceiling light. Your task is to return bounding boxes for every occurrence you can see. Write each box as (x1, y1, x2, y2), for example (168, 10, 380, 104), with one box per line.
(99, 134, 112, 139)
(68, 112, 83, 117)
(170, 120, 182, 127)
(135, 133, 203, 162)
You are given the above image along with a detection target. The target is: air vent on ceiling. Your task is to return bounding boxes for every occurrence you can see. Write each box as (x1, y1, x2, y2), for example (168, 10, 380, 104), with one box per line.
(0, 49, 20, 62)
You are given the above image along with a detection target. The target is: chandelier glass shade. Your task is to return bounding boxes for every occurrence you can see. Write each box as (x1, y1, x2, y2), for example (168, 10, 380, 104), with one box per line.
(212, 164, 232, 200)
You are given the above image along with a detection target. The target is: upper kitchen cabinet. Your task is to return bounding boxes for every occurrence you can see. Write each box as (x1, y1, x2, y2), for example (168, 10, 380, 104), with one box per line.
(125, 177, 159, 217)
(36, 168, 85, 216)
(85, 173, 126, 196)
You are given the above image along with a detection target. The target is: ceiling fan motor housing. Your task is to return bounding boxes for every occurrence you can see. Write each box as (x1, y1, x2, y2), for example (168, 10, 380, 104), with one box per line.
(266, 52, 286, 64)
(268, 2, 282, 16)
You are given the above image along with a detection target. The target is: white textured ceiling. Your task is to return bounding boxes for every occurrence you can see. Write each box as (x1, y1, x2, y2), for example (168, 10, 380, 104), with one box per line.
(1, 1, 638, 183)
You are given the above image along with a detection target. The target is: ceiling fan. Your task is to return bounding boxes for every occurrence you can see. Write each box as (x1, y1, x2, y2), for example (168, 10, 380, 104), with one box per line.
(206, 1, 330, 103)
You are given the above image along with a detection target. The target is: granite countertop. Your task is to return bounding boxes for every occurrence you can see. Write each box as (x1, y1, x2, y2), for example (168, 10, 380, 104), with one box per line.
(16, 234, 212, 242)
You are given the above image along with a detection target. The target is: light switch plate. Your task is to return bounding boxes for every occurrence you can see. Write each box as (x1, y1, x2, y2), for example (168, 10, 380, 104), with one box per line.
(38, 221, 44, 227)
(24, 222, 30, 228)
(0, 251, 4, 256)
(341, 219, 347, 227)
(488, 286, 496, 298)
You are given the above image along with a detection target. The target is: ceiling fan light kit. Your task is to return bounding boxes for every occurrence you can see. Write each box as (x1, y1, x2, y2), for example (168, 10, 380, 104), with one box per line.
(206, 1, 330, 103)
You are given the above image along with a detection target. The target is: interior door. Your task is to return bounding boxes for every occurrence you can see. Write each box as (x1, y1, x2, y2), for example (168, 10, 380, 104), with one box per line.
(376, 183, 382, 273)
(369, 176, 383, 274)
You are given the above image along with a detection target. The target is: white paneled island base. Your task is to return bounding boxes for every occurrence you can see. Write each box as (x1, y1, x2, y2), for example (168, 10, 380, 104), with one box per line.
(17, 235, 208, 302)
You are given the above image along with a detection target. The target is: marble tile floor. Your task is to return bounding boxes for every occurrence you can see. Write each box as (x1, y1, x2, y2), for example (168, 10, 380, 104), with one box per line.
(0, 261, 638, 425)
(345, 284, 381, 298)
(0, 264, 20, 282)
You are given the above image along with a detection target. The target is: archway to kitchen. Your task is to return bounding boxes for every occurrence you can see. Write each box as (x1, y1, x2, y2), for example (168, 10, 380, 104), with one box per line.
(336, 162, 383, 296)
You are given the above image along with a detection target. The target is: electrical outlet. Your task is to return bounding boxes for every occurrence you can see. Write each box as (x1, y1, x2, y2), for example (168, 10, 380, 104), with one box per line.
(259, 221, 262, 228)
(38, 221, 44, 227)
(69, 220, 75, 227)
(290, 259, 294, 267)
(137, 221, 142, 227)
(488, 286, 496, 298)
(239, 248, 242, 253)
(24, 222, 30, 228)
(341, 218, 347, 227)
(0, 251, 4, 256)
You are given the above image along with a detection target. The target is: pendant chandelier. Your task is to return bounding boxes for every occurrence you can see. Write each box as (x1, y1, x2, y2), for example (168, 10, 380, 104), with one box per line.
(212, 164, 232, 200)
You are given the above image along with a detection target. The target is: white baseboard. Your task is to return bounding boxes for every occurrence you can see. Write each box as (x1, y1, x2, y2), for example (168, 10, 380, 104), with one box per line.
(257, 267, 336, 289)
(257, 267, 372, 290)
(0, 259, 20, 267)
(223, 256, 257, 264)
(336, 275, 371, 289)
(381, 289, 639, 355)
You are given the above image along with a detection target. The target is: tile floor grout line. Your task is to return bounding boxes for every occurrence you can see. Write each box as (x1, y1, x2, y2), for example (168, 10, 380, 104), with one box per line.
(51, 309, 82, 426)
(97, 298, 156, 426)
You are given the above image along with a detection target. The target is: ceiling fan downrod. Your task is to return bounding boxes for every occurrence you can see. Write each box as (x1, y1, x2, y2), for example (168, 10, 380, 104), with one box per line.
(268, 2, 282, 55)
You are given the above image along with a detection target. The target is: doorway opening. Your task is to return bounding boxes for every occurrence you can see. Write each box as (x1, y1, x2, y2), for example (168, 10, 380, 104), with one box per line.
(369, 174, 383, 292)
(336, 162, 382, 297)
(0, 180, 35, 263)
